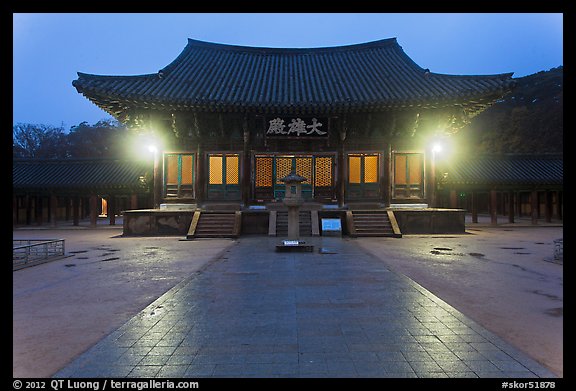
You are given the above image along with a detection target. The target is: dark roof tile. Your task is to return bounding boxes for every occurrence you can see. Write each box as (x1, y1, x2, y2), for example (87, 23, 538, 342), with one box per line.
(73, 38, 515, 116)
(441, 155, 563, 187)
(13, 159, 151, 192)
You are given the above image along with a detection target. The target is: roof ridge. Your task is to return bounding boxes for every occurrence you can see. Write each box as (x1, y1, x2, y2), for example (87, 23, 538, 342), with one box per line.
(184, 37, 399, 55)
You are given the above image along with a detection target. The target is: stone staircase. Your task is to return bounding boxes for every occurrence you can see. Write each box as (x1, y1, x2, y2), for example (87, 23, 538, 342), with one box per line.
(274, 211, 313, 237)
(346, 210, 401, 238)
(187, 211, 241, 239)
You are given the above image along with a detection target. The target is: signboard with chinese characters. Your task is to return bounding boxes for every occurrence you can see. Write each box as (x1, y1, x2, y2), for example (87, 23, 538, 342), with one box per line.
(265, 117, 328, 138)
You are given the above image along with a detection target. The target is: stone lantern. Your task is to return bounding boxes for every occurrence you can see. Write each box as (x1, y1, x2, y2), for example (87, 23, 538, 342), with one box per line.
(281, 170, 307, 240)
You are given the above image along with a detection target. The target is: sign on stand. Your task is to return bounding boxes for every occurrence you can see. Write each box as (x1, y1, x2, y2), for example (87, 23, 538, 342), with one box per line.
(321, 218, 342, 237)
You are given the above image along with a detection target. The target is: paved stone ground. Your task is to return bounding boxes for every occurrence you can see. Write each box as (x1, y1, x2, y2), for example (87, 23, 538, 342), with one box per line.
(54, 236, 557, 378)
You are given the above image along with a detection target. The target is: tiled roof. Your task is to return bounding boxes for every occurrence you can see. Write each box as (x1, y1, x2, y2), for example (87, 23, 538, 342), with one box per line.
(73, 38, 515, 118)
(441, 155, 563, 187)
(13, 159, 151, 192)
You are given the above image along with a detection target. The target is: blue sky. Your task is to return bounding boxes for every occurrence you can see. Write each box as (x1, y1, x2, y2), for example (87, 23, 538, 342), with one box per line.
(13, 13, 563, 129)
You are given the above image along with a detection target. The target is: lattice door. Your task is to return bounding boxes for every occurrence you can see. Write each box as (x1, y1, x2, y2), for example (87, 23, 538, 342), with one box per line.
(315, 157, 333, 187)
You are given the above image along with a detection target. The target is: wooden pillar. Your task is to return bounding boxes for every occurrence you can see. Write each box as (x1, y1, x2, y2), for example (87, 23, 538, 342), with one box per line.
(242, 119, 251, 206)
(108, 196, 116, 225)
(72, 196, 80, 226)
(196, 144, 205, 205)
(153, 152, 161, 209)
(50, 193, 58, 227)
(558, 191, 563, 220)
(508, 190, 515, 223)
(24, 195, 31, 225)
(471, 191, 478, 223)
(530, 190, 538, 225)
(65, 197, 71, 221)
(36, 196, 43, 226)
(13, 195, 18, 227)
(89, 194, 98, 228)
(490, 189, 498, 226)
(544, 190, 552, 223)
(449, 189, 458, 208)
(338, 123, 346, 208)
(130, 193, 138, 210)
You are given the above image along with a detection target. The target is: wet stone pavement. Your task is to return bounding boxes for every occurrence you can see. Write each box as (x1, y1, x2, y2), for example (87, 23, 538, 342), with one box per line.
(54, 237, 557, 378)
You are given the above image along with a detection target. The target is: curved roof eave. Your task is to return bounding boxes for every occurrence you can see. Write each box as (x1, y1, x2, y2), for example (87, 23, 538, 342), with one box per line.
(73, 38, 516, 116)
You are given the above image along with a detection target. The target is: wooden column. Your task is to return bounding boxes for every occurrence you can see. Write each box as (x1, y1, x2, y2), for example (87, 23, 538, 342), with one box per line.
(36, 196, 43, 226)
(90, 194, 98, 228)
(50, 193, 58, 227)
(531, 190, 538, 225)
(153, 152, 161, 209)
(65, 197, 71, 221)
(195, 144, 205, 205)
(545, 190, 552, 223)
(72, 196, 80, 226)
(130, 193, 138, 210)
(508, 190, 515, 223)
(471, 191, 478, 223)
(558, 191, 563, 220)
(337, 122, 346, 208)
(13, 195, 18, 227)
(490, 189, 498, 226)
(449, 189, 458, 209)
(242, 119, 251, 206)
(25, 195, 32, 225)
(108, 196, 116, 225)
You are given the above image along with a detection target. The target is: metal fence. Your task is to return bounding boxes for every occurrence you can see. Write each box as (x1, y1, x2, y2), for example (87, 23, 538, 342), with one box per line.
(13, 239, 66, 270)
(553, 238, 563, 262)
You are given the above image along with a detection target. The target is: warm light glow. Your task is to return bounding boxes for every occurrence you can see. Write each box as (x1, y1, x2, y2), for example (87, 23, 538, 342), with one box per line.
(129, 131, 164, 161)
(432, 142, 443, 154)
(147, 144, 158, 154)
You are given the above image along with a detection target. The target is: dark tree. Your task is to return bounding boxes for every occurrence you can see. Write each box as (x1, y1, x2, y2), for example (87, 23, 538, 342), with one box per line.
(66, 119, 129, 158)
(13, 123, 68, 158)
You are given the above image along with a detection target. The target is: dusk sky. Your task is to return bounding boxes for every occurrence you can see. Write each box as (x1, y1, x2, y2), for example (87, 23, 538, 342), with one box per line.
(13, 13, 563, 130)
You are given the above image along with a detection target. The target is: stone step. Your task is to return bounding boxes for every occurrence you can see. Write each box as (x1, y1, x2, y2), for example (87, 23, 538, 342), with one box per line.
(188, 211, 240, 238)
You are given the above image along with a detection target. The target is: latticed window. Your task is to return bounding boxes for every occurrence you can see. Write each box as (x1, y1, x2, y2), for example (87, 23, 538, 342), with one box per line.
(226, 155, 239, 185)
(180, 155, 194, 185)
(295, 157, 312, 184)
(393, 152, 423, 199)
(275, 157, 293, 184)
(348, 154, 379, 184)
(349, 156, 362, 184)
(364, 155, 378, 183)
(164, 153, 194, 198)
(165, 155, 179, 185)
(394, 153, 422, 186)
(255, 157, 273, 187)
(315, 157, 333, 187)
(208, 153, 239, 185)
(209, 155, 223, 185)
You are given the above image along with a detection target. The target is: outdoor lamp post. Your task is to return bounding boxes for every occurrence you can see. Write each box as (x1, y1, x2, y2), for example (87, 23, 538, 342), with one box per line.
(148, 144, 161, 209)
(431, 142, 443, 208)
